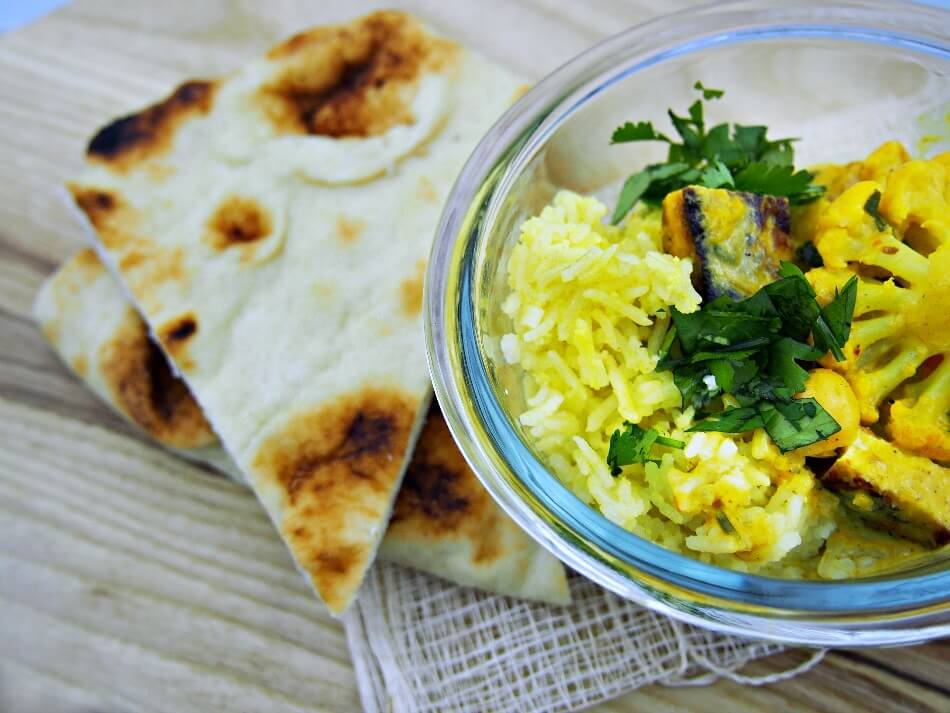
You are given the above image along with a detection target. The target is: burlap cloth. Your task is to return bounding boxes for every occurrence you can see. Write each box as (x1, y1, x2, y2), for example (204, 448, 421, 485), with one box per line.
(343, 563, 824, 713)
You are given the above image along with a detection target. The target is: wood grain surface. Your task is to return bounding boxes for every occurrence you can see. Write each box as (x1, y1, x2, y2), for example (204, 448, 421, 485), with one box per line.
(0, 1, 946, 711)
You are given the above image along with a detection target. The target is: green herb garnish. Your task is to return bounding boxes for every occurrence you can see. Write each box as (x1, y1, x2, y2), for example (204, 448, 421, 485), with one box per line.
(655, 263, 858, 453)
(693, 81, 724, 100)
(812, 277, 858, 362)
(607, 422, 685, 475)
(863, 189, 888, 231)
(716, 510, 736, 534)
(688, 398, 841, 453)
(609, 84, 825, 223)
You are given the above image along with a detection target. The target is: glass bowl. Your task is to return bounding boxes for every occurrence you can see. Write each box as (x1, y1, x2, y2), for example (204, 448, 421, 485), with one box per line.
(426, 0, 950, 647)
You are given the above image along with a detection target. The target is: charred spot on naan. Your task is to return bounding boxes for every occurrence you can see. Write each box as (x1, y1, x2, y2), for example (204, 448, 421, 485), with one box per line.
(98, 311, 216, 449)
(161, 314, 197, 343)
(118, 245, 189, 316)
(399, 260, 426, 318)
(87, 80, 218, 172)
(72, 247, 108, 282)
(69, 185, 121, 233)
(390, 405, 502, 564)
(335, 215, 365, 245)
(253, 386, 419, 612)
(206, 195, 274, 249)
(313, 545, 366, 580)
(68, 184, 142, 252)
(259, 11, 458, 139)
(157, 312, 198, 369)
(117, 248, 148, 272)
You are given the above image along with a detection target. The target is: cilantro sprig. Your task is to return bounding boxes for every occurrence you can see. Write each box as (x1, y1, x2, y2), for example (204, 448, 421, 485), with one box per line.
(863, 189, 888, 231)
(606, 422, 684, 476)
(653, 263, 858, 453)
(610, 83, 824, 223)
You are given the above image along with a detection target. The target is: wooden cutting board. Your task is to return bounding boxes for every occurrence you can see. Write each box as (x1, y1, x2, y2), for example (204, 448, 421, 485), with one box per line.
(0, 1, 946, 711)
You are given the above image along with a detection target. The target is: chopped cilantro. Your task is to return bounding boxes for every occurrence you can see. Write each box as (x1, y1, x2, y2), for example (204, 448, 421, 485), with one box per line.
(610, 84, 824, 223)
(733, 162, 823, 202)
(611, 163, 692, 224)
(759, 398, 841, 452)
(611, 121, 670, 144)
(709, 359, 736, 392)
(688, 398, 841, 453)
(654, 263, 857, 453)
(863, 189, 888, 231)
(767, 337, 824, 395)
(693, 81, 725, 100)
(762, 264, 820, 342)
(671, 364, 715, 412)
(812, 275, 858, 362)
(716, 510, 736, 534)
(699, 160, 734, 188)
(611, 172, 652, 224)
(655, 434, 687, 449)
(688, 405, 763, 434)
(777, 260, 807, 282)
(606, 422, 684, 475)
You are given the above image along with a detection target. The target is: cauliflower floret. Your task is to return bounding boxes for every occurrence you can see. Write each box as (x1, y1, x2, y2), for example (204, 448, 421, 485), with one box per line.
(859, 140, 911, 184)
(793, 142, 916, 253)
(907, 240, 950, 354)
(888, 357, 950, 461)
(884, 240, 950, 460)
(879, 156, 950, 254)
(807, 148, 950, 460)
(806, 255, 928, 426)
(815, 180, 928, 283)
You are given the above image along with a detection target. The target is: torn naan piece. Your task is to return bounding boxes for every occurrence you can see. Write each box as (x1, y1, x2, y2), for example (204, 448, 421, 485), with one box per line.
(381, 402, 569, 602)
(67, 12, 530, 613)
(33, 250, 569, 604)
(33, 249, 245, 481)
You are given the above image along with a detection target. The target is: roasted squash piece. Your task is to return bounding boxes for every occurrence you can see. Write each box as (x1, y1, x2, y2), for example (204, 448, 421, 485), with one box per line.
(823, 429, 950, 546)
(662, 186, 794, 299)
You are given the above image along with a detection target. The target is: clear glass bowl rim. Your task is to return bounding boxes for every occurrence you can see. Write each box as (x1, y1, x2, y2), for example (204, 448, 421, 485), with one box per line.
(426, 0, 950, 646)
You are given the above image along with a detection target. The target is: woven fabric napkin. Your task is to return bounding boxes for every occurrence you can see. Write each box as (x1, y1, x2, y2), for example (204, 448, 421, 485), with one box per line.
(343, 563, 824, 713)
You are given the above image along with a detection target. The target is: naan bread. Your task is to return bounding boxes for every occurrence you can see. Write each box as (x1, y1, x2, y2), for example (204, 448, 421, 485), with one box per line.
(34, 250, 569, 604)
(380, 402, 569, 601)
(33, 249, 246, 480)
(66, 12, 533, 613)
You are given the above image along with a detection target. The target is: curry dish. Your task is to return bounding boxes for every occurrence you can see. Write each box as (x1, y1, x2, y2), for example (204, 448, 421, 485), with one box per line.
(501, 85, 949, 579)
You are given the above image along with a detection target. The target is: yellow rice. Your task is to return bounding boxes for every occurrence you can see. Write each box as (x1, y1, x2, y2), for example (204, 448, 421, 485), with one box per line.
(501, 190, 839, 575)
